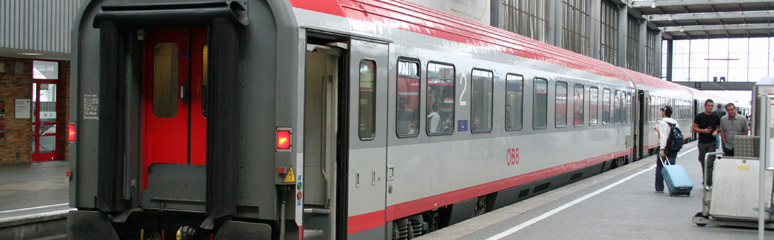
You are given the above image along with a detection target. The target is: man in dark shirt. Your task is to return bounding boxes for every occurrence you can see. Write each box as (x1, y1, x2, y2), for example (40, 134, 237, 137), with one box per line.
(693, 99, 720, 188)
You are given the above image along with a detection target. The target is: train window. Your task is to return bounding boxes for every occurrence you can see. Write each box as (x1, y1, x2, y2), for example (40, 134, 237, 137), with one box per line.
(602, 89, 611, 124)
(427, 62, 455, 135)
(358, 60, 377, 140)
(533, 78, 548, 129)
(555, 82, 568, 128)
(471, 69, 493, 133)
(573, 84, 584, 126)
(397, 59, 420, 137)
(650, 96, 658, 122)
(589, 87, 598, 126)
(153, 42, 179, 118)
(202, 44, 208, 118)
(626, 91, 632, 123)
(505, 74, 524, 131)
(613, 90, 620, 124)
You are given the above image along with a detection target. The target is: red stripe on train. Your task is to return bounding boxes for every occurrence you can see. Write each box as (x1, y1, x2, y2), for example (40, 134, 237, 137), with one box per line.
(345, 148, 633, 234)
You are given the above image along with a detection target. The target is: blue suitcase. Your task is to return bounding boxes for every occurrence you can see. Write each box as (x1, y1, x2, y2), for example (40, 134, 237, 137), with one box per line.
(660, 156, 693, 196)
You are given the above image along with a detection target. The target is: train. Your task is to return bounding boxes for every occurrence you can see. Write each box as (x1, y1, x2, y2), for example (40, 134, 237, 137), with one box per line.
(67, 0, 750, 239)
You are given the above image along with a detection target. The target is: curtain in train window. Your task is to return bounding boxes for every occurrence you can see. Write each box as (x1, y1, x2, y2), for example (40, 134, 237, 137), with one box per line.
(650, 96, 655, 122)
(533, 78, 548, 129)
(555, 81, 568, 128)
(573, 84, 584, 126)
(397, 60, 420, 137)
(358, 60, 376, 140)
(153, 42, 179, 118)
(626, 91, 632, 123)
(426, 62, 455, 135)
(506, 74, 524, 131)
(471, 69, 493, 133)
(202, 44, 208, 118)
(589, 87, 598, 125)
(602, 88, 611, 124)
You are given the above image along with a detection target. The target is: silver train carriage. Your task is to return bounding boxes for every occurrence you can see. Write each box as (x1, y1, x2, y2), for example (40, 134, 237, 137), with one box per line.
(68, 0, 742, 239)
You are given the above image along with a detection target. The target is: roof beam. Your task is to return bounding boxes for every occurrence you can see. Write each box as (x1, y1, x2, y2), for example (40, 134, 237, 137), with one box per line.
(661, 23, 774, 33)
(632, 0, 774, 8)
(647, 11, 774, 23)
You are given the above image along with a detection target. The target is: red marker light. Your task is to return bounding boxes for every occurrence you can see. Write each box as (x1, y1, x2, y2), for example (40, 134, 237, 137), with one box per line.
(277, 130, 291, 149)
(68, 124, 76, 142)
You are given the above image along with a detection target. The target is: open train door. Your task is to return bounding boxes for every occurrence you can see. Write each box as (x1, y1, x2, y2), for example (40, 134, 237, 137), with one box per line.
(346, 39, 389, 239)
(636, 90, 648, 159)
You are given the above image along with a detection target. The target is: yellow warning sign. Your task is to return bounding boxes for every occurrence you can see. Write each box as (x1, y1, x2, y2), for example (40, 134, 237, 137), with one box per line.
(283, 167, 296, 183)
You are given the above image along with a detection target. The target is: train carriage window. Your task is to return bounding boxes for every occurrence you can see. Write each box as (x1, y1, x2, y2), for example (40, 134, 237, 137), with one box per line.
(555, 82, 568, 128)
(427, 62, 455, 135)
(358, 60, 377, 140)
(397, 59, 421, 137)
(626, 91, 632, 123)
(613, 90, 620, 124)
(202, 44, 208, 118)
(471, 69, 493, 133)
(573, 84, 584, 126)
(589, 87, 598, 126)
(602, 88, 611, 125)
(533, 78, 548, 129)
(153, 42, 179, 118)
(649, 96, 658, 122)
(505, 74, 524, 131)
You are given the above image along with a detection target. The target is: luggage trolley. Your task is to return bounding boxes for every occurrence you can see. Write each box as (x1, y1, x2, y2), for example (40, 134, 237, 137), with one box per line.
(692, 149, 774, 228)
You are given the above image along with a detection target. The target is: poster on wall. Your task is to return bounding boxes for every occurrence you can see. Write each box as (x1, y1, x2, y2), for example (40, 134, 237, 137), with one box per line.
(15, 99, 30, 119)
(0, 98, 5, 139)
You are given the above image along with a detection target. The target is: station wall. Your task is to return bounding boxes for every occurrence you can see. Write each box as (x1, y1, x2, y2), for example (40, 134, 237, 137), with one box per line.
(0, 57, 70, 164)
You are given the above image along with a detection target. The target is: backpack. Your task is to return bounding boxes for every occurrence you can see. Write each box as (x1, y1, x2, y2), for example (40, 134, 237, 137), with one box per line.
(666, 122, 684, 153)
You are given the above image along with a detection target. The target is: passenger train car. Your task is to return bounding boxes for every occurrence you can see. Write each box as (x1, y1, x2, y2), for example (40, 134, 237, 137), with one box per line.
(67, 0, 746, 239)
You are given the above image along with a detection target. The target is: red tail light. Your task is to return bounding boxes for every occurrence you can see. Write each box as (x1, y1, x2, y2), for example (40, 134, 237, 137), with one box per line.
(68, 124, 76, 142)
(277, 130, 291, 150)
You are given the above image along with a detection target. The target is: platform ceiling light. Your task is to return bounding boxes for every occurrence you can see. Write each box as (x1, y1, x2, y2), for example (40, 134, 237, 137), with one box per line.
(651, 2, 656, 8)
(680, 27, 685, 32)
(17, 52, 43, 56)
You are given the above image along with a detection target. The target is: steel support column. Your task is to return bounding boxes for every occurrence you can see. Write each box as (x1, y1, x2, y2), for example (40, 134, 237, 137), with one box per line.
(617, 6, 628, 67)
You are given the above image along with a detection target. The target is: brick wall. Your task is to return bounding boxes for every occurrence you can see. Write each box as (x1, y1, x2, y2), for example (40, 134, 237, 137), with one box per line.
(0, 57, 33, 164)
(0, 57, 70, 164)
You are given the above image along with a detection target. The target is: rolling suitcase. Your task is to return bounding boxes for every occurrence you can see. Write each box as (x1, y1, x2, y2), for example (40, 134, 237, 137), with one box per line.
(660, 155, 693, 196)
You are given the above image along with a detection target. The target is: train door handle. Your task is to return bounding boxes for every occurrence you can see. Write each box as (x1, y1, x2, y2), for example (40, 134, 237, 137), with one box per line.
(372, 170, 377, 186)
(356, 172, 360, 188)
(387, 165, 395, 181)
(180, 82, 189, 104)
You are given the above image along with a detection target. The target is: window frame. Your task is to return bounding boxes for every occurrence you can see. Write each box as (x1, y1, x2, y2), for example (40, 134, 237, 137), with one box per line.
(589, 87, 599, 126)
(471, 68, 494, 134)
(533, 78, 549, 130)
(505, 74, 525, 131)
(555, 81, 568, 128)
(396, 58, 422, 138)
(573, 84, 585, 127)
(426, 61, 456, 136)
(602, 88, 611, 125)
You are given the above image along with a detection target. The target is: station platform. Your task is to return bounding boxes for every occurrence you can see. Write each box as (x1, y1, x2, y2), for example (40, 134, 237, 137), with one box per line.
(0, 160, 70, 219)
(423, 142, 774, 240)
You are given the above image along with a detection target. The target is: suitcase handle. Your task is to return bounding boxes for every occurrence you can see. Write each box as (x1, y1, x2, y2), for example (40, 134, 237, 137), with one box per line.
(658, 155, 671, 166)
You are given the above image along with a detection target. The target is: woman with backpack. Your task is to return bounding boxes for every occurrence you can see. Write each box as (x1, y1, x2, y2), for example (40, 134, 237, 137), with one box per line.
(654, 105, 680, 193)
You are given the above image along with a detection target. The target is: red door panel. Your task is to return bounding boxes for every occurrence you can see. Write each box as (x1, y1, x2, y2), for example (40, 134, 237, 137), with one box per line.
(142, 28, 207, 189)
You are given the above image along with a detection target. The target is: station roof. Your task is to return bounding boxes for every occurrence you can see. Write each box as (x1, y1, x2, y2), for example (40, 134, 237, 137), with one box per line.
(631, 0, 774, 39)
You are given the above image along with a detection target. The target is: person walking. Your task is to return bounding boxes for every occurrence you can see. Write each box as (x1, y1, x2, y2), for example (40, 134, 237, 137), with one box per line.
(693, 99, 720, 188)
(654, 106, 679, 193)
(719, 103, 749, 156)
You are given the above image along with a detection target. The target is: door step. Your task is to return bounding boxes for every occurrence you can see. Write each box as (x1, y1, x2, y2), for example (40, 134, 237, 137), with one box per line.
(304, 208, 331, 214)
(303, 229, 325, 238)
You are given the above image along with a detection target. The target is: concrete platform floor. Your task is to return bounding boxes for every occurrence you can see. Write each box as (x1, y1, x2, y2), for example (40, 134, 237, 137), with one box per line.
(0, 161, 70, 219)
(423, 142, 774, 240)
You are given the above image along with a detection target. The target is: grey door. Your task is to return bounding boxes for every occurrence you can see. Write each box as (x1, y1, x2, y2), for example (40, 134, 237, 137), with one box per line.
(347, 39, 389, 238)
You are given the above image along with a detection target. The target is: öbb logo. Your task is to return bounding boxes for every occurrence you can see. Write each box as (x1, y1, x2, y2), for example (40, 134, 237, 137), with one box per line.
(506, 148, 520, 166)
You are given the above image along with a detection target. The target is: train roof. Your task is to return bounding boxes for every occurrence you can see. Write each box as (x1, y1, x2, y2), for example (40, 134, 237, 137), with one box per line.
(289, 0, 631, 82)
(621, 68, 693, 96)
